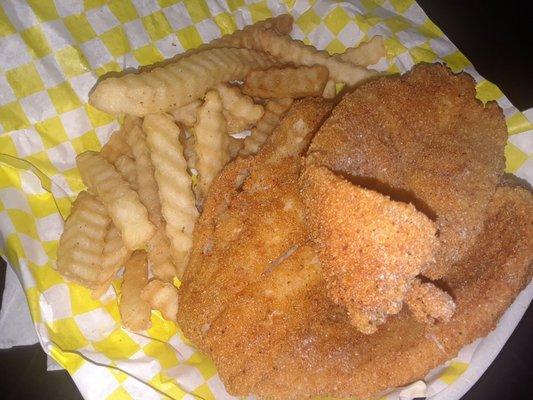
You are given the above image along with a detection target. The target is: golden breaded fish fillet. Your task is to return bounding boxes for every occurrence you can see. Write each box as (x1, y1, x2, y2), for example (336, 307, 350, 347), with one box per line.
(307, 63, 508, 279)
(178, 98, 333, 349)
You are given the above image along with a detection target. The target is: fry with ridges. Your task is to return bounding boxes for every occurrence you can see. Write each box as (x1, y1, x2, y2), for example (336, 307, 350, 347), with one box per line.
(100, 128, 132, 162)
(240, 98, 293, 156)
(114, 155, 138, 190)
(193, 90, 231, 198)
(125, 118, 177, 281)
(143, 114, 198, 277)
(89, 48, 275, 116)
(77, 151, 155, 250)
(141, 279, 179, 322)
(119, 250, 151, 332)
(243, 65, 329, 98)
(57, 191, 110, 288)
(243, 30, 376, 86)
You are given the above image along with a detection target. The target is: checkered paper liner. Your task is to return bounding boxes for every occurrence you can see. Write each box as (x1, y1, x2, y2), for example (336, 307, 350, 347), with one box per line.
(0, 1, 531, 399)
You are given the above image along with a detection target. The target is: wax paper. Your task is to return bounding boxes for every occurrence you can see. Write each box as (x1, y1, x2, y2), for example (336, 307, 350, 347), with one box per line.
(0, 1, 531, 399)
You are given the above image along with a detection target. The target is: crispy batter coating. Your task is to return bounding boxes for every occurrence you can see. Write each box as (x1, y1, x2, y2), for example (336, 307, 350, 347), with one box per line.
(177, 72, 531, 400)
(178, 98, 332, 349)
(300, 165, 440, 334)
(307, 63, 508, 279)
(405, 278, 455, 324)
(179, 145, 531, 399)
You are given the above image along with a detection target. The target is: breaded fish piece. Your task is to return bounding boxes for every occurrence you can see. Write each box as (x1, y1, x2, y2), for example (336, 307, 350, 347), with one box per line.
(300, 165, 442, 334)
(307, 63, 508, 279)
(228, 175, 531, 400)
(178, 98, 333, 349)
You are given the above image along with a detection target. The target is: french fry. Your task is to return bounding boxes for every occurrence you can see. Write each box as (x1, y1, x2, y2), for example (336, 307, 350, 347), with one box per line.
(243, 65, 329, 98)
(224, 112, 254, 135)
(228, 137, 244, 159)
(140, 279, 179, 322)
(337, 36, 385, 67)
(322, 79, 337, 99)
(100, 128, 132, 162)
(143, 114, 198, 277)
(76, 151, 155, 250)
(125, 116, 177, 281)
(244, 30, 376, 87)
(193, 90, 231, 197)
(261, 97, 333, 161)
(57, 191, 110, 288)
(169, 100, 202, 128)
(89, 48, 275, 116)
(113, 155, 138, 190)
(217, 83, 264, 125)
(119, 250, 151, 331)
(209, 14, 293, 49)
(91, 223, 132, 299)
(240, 98, 293, 156)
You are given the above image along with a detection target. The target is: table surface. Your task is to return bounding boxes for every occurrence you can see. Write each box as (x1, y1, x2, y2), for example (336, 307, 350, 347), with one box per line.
(0, 1, 531, 399)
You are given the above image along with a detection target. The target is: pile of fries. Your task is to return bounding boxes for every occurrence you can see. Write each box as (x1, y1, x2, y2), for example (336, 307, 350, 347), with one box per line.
(56, 14, 385, 331)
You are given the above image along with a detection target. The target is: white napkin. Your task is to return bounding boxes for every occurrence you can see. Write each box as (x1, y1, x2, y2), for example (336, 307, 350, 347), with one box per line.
(0, 261, 38, 348)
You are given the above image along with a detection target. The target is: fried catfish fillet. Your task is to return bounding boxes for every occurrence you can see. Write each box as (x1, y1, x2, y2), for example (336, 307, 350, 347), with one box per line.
(307, 63, 508, 279)
(181, 146, 531, 400)
(177, 98, 333, 349)
(300, 165, 451, 334)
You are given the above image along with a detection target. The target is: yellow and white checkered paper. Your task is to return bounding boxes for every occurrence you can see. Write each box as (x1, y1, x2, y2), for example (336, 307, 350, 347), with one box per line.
(0, 1, 531, 399)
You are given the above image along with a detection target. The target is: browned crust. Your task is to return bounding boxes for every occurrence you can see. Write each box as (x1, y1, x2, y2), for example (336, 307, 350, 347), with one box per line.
(307, 63, 508, 279)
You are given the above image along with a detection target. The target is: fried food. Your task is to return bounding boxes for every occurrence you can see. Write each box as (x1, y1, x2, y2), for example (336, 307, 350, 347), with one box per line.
(217, 83, 264, 130)
(76, 151, 155, 250)
(239, 98, 293, 156)
(143, 114, 198, 277)
(243, 65, 329, 98)
(178, 98, 333, 348)
(179, 141, 532, 399)
(337, 36, 385, 66)
(193, 90, 231, 198)
(56, 191, 110, 288)
(89, 48, 274, 116)
(209, 14, 293, 49)
(100, 128, 133, 162)
(307, 63, 508, 279)
(246, 29, 376, 86)
(92, 223, 132, 299)
(119, 250, 151, 332)
(321, 79, 336, 99)
(125, 116, 176, 281)
(141, 279, 179, 322)
(113, 155, 137, 190)
(169, 100, 202, 128)
(300, 165, 440, 334)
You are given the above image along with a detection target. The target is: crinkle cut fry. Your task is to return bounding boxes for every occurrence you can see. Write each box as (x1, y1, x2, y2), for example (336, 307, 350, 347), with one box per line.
(217, 83, 264, 124)
(113, 155, 138, 190)
(125, 116, 176, 281)
(240, 98, 293, 156)
(89, 48, 275, 116)
(119, 250, 151, 332)
(100, 127, 133, 163)
(141, 279, 179, 322)
(193, 90, 231, 198)
(92, 223, 132, 299)
(243, 65, 329, 99)
(236, 29, 376, 86)
(57, 191, 110, 288)
(210, 14, 293, 48)
(337, 36, 386, 67)
(143, 114, 198, 278)
(76, 151, 155, 250)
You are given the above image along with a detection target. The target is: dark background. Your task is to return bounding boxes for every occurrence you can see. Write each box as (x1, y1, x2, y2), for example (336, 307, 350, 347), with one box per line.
(0, 1, 531, 399)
